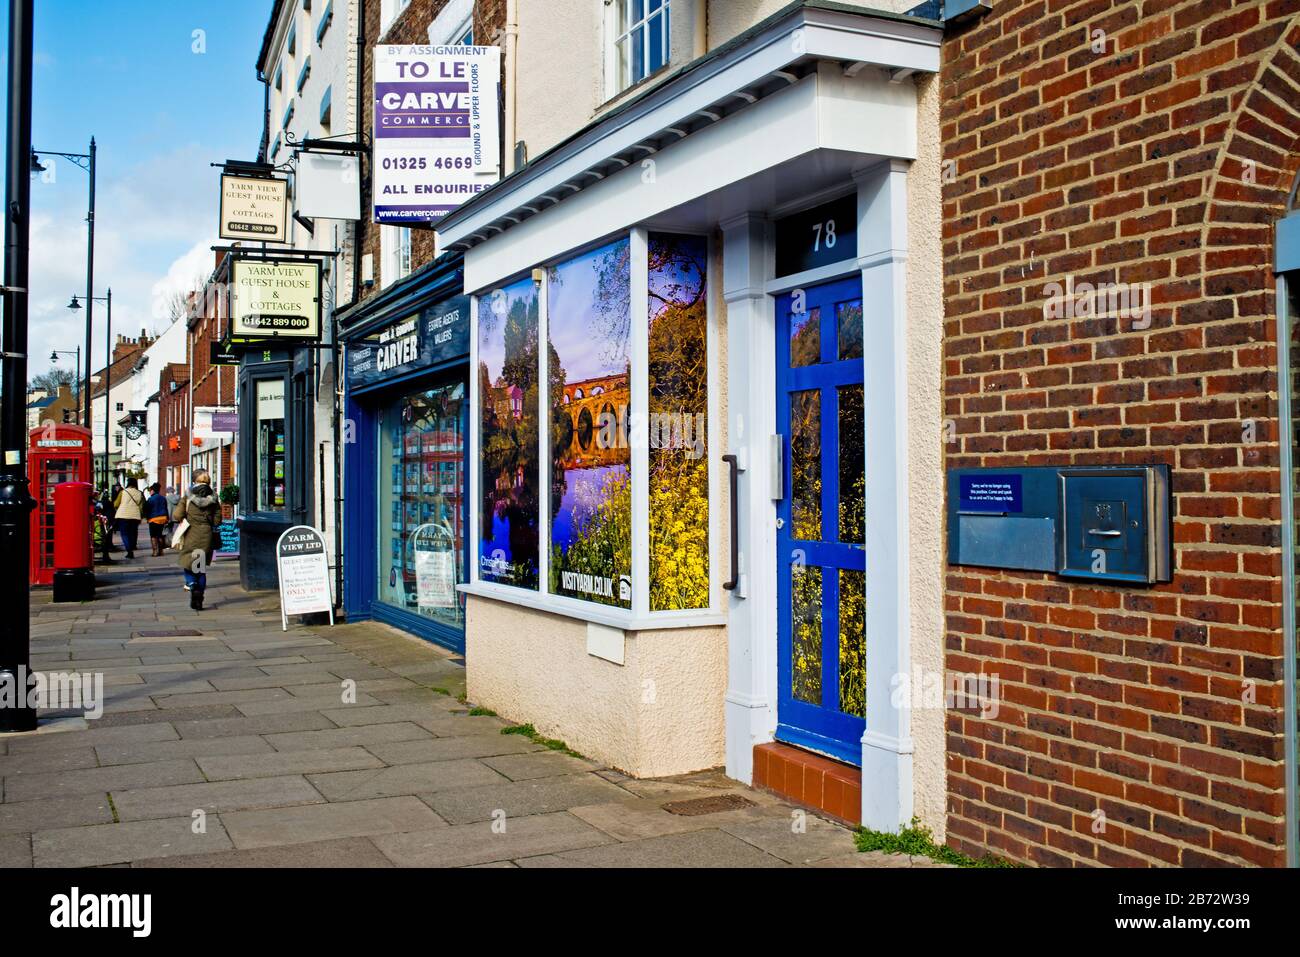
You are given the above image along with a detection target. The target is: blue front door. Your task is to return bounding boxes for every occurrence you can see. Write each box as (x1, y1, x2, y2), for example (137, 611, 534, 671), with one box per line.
(775, 276, 866, 766)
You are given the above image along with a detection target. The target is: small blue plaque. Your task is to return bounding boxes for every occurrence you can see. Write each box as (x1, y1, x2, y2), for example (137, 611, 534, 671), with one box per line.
(959, 474, 1023, 513)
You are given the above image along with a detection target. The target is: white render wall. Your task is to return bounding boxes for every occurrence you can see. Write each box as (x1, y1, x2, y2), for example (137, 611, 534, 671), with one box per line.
(119, 317, 188, 483)
(262, 0, 359, 580)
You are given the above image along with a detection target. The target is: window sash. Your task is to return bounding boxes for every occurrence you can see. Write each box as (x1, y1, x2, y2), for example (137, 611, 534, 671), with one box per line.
(611, 0, 669, 94)
(468, 226, 717, 625)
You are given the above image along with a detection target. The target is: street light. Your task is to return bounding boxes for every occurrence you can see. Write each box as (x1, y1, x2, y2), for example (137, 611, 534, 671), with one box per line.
(32, 137, 95, 429)
(49, 346, 80, 413)
(69, 290, 111, 487)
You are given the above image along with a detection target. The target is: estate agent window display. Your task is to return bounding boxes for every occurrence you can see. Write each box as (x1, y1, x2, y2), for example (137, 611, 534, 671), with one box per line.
(469, 229, 719, 628)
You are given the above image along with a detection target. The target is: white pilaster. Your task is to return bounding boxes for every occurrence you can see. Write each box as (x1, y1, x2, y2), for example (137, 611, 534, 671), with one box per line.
(857, 160, 914, 831)
(721, 212, 777, 783)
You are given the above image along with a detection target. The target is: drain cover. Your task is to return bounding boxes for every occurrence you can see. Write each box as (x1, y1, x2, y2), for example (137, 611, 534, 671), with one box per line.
(133, 629, 203, 638)
(661, 794, 757, 816)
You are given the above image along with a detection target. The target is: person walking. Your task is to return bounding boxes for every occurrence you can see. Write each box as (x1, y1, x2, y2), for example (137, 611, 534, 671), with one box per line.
(164, 485, 181, 539)
(113, 478, 146, 559)
(93, 489, 113, 565)
(143, 482, 170, 557)
(174, 470, 222, 611)
(101, 484, 119, 554)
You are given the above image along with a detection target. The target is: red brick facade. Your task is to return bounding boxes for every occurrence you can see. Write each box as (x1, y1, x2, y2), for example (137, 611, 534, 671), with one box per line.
(186, 254, 237, 491)
(157, 362, 190, 487)
(940, 0, 1300, 867)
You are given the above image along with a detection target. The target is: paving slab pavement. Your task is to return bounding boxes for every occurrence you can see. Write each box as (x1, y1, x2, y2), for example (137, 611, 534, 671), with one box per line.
(0, 554, 911, 868)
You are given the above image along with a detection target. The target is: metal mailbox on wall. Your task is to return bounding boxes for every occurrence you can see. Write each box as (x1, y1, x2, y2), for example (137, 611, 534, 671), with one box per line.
(946, 465, 1172, 585)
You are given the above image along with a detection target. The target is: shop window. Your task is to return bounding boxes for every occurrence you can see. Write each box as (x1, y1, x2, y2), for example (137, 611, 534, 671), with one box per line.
(547, 237, 632, 608)
(472, 230, 715, 624)
(647, 232, 709, 610)
(477, 276, 541, 589)
(378, 381, 466, 632)
(609, 0, 671, 98)
(256, 379, 287, 512)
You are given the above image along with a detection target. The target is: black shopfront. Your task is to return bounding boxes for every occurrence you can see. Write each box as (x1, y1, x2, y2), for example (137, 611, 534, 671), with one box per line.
(339, 253, 471, 652)
(237, 343, 319, 590)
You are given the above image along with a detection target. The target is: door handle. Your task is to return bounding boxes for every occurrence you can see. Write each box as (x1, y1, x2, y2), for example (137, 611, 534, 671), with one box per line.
(722, 453, 739, 591)
(1086, 528, 1122, 537)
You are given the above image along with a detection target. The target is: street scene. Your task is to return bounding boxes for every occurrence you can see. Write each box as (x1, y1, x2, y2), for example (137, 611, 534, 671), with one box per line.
(0, 0, 1297, 936)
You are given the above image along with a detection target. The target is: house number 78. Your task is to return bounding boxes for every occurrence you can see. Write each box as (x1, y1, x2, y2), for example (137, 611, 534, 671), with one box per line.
(812, 219, 837, 252)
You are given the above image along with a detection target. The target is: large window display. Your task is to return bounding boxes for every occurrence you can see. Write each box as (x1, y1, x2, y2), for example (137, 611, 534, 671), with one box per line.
(377, 381, 466, 632)
(255, 379, 286, 512)
(472, 230, 714, 621)
(648, 233, 709, 610)
(478, 276, 541, 589)
(548, 237, 632, 607)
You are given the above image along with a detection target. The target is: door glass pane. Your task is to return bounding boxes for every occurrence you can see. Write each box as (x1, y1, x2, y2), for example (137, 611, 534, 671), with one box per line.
(792, 564, 822, 705)
(790, 389, 821, 540)
(378, 382, 466, 633)
(256, 380, 286, 512)
(837, 298, 863, 360)
(839, 569, 866, 717)
(790, 306, 820, 367)
(838, 384, 864, 544)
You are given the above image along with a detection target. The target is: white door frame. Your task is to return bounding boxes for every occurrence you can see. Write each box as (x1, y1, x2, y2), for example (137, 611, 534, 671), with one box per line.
(722, 159, 914, 831)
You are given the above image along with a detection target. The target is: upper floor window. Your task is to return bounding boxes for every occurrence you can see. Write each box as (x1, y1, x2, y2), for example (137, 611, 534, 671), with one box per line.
(287, 20, 297, 56)
(382, 0, 411, 34)
(316, 0, 333, 44)
(609, 0, 670, 97)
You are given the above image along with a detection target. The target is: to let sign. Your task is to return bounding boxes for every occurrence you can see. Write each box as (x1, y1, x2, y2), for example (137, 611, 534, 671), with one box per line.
(372, 45, 501, 223)
(275, 525, 334, 630)
(219, 174, 289, 243)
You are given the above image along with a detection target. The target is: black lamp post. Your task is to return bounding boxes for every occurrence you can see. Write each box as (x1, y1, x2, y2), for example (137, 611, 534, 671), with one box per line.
(0, 0, 37, 733)
(49, 347, 80, 416)
(32, 137, 94, 429)
(68, 291, 111, 486)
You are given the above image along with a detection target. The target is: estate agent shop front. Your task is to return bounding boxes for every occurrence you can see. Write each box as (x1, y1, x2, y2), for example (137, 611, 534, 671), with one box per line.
(340, 255, 473, 653)
(435, 4, 946, 830)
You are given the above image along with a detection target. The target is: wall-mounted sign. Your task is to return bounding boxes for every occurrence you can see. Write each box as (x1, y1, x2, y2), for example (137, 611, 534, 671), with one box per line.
(372, 45, 501, 224)
(275, 525, 334, 630)
(193, 407, 237, 440)
(210, 342, 240, 366)
(295, 150, 362, 221)
(219, 173, 289, 243)
(230, 258, 322, 339)
(346, 295, 470, 390)
(958, 473, 1023, 514)
(774, 193, 858, 278)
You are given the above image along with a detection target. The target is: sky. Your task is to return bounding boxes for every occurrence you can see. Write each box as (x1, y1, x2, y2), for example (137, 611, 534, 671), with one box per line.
(0, 0, 271, 384)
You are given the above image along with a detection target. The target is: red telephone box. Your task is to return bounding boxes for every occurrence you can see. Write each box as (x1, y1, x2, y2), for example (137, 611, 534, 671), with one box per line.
(28, 424, 93, 586)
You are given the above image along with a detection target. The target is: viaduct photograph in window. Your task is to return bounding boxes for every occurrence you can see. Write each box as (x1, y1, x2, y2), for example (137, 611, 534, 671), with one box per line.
(547, 237, 632, 608)
(477, 276, 541, 590)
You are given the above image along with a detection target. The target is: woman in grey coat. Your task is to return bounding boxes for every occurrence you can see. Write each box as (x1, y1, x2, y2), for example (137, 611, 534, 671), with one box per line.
(174, 470, 222, 611)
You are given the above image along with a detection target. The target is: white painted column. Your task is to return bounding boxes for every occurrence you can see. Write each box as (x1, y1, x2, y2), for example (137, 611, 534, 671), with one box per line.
(857, 160, 914, 831)
(721, 212, 778, 784)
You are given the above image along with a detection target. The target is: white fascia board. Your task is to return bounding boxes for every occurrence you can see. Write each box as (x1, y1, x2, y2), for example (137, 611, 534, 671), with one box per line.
(463, 67, 918, 292)
(438, 7, 939, 250)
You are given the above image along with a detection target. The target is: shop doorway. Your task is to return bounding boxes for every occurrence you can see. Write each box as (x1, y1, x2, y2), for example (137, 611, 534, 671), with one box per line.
(774, 275, 867, 766)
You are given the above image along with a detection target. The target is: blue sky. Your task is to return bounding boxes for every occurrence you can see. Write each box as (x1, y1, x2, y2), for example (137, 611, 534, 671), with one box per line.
(1, 0, 271, 380)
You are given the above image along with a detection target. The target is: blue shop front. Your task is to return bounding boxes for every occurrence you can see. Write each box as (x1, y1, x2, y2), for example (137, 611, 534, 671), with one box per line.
(339, 253, 471, 652)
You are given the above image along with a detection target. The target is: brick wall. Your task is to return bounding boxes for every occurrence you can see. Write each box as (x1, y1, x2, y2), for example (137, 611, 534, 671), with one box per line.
(941, 0, 1300, 866)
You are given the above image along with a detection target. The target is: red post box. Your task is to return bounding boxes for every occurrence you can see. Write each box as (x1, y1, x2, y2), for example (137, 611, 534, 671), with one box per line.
(52, 482, 96, 602)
